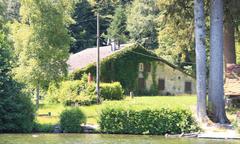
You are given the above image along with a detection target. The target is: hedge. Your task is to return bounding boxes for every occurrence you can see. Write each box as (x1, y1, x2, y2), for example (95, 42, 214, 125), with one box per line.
(99, 108, 199, 135)
(47, 75, 124, 105)
(60, 108, 86, 133)
(100, 82, 124, 100)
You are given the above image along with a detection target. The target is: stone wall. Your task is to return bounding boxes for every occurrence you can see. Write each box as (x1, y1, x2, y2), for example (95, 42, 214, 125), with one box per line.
(142, 61, 196, 95)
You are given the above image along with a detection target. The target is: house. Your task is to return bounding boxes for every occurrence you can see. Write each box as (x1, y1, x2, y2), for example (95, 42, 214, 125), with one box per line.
(67, 44, 196, 95)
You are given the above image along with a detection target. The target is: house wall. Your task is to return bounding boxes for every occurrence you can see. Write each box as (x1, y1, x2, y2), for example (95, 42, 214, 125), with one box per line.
(139, 61, 196, 95)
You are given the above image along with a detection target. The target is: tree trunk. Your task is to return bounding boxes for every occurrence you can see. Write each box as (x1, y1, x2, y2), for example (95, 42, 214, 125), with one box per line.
(194, 0, 208, 121)
(36, 82, 40, 109)
(224, 11, 236, 64)
(208, 0, 229, 124)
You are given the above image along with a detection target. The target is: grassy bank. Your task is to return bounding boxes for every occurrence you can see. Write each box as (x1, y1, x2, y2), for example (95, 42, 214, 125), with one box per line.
(37, 95, 196, 125)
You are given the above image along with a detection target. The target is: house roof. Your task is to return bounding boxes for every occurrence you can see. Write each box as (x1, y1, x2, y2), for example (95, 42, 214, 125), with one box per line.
(67, 44, 128, 72)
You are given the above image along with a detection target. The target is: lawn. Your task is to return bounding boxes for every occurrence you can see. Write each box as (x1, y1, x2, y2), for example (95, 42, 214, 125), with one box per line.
(37, 95, 197, 125)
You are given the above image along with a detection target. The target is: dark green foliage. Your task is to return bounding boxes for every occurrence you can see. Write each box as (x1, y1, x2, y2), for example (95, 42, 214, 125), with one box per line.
(0, 32, 35, 133)
(60, 108, 86, 133)
(99, 108, 199, 135)
(69, 0, 97, 53)
(107, 5, 128, 44)
(32, 123, 54, 133)
(69, 44, 158, 94)
(100, 82, 124, 100)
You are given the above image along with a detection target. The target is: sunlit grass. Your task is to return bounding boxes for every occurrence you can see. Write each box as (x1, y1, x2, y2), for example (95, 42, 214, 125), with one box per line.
(37, 95, 197, 125)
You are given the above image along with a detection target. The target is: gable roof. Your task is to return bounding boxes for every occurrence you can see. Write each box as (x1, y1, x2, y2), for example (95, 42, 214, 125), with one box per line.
(67, 43, 195, 78)
(67, 44, 128, 72)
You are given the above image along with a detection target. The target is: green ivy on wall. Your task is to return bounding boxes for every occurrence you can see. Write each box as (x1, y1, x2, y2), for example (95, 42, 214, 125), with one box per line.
(150, 62, 158, 95)
(68, 44, 158, 94)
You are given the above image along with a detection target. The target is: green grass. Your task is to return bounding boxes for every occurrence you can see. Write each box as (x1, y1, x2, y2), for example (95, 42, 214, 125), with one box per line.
(37, 95, 196, 125)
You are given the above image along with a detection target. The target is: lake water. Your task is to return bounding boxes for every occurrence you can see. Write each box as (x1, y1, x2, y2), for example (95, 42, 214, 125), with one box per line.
(0, 134, 239, 144)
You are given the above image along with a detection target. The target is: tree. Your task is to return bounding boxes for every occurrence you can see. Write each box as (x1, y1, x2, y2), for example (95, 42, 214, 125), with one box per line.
(157, 0, 197, 75)
(223, 0, 240, 65)
(11, 0, 74, 108)
(107, 5, 128, 47)
(90, 0, 132, 47)
(69, 0, 97, 53)
(0, 32, 35, 133)
(194, 0, 208, 121)
(126, 0, 159, 49)
(208, 0, 229, 123)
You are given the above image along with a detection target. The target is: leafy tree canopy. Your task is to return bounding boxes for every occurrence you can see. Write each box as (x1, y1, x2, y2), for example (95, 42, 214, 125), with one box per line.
(11, 0, 75, 90)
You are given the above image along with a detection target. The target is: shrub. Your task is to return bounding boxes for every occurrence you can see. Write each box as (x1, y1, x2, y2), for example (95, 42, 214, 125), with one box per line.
(32, 123, 54, 133)
(47, 74, 96, 106)
(0, 91, 35, 133)
(47, 74, 124, 105)
(100, 82, 124, 100)
(60, 108, 86, 133)
(99, 107, 199, 135)
(0, 32, 35, 133)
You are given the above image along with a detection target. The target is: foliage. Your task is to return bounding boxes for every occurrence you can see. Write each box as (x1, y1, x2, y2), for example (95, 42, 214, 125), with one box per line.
(69, 0, 97, 53)
(100, 82, 124, 100)
(156, 0, 200, 75)
(47, 79, 124, 105)
(106, 5, 128, 44)
(0, 0, 6, 28)
(69, 44, 158, 94)
(60, 108, 86, 133)
(126, 0, 159, 49)
(32, 123, 54, 133)
(47, 74, 96, 106)
(11, 0, 74, 91)
(99, 107, 199, 135)
(0, 32, 35, 133)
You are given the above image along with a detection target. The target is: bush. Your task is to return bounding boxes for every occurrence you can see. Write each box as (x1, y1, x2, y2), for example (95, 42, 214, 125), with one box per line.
(0, 90, 35, 133)
(32, 123, 54, 133)
(0, 32, 35, 133)
(47, 74, 96, 106)
(60, 108, 86, 133)
(47, 74, 124, 105)
(100, 82, 124, 100)
(99, 107, 199, 135)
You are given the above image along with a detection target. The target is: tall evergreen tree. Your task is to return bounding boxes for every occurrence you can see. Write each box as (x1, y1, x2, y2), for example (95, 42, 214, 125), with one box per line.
(69, 0, 97, 53)
(107, 5, 128, 46)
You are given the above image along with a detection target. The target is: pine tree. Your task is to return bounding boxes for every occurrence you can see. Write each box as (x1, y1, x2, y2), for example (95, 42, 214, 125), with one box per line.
(107, 5, 128, 47)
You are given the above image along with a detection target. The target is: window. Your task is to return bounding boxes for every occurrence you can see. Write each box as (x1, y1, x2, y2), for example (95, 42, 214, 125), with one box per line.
(158, 79, 165, 91)
(138, 78, 145, 89)
(144, 63, 151, 72)
(139, 63, 144, 72)
(185, 82, 192, 93)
